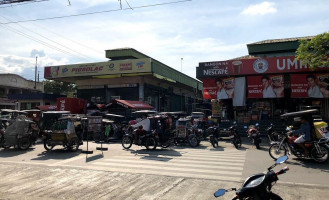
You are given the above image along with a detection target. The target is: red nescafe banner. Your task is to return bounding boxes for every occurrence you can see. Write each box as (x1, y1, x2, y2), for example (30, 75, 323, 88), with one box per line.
(291, 74, 329, 98)
(203, 77, 235, 100)
(247, 75, 284, 98)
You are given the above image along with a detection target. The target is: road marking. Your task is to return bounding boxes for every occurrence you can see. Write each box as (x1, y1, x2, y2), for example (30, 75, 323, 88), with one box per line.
(48, 154, 86, 166)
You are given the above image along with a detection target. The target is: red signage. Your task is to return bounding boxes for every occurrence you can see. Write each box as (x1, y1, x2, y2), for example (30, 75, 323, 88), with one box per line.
(197, 56, 328, 78)
(247, 75, 284, 98)
(203, 77, 235, 100)
(291, 74, 329, 98)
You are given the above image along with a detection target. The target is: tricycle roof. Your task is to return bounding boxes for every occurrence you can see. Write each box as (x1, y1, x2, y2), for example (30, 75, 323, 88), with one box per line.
(280, 109, 319, 119)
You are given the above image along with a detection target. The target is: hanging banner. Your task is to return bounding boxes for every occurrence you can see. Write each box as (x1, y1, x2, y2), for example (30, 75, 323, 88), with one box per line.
(203, 77, 235, 100)
(247, 75, 284, 98)
(291, 74, 329, 98)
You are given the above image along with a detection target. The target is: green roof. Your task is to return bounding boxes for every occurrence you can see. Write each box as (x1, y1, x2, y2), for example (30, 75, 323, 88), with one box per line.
(105, 48, 202, 90)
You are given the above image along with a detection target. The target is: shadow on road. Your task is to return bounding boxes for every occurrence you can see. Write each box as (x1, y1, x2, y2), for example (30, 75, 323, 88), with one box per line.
(31, 149, 81, 161)
(0, 147, 35, 158)
(86, 154, 104, 163)
(126, 148, 182, 162)
(285, 157, 329, 173)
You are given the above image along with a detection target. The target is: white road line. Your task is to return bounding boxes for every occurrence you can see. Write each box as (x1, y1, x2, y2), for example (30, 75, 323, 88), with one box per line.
(98, 158, 244, 171)
(82, 165, 242, 182)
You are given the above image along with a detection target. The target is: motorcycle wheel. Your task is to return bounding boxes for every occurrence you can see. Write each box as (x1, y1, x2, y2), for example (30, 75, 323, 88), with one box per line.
(160, 141, 171, 148)
(145, 137, 157, 150)
(68, 138, 79, 152)
(18, 136, 31, 150)
(210, 137, 218, 148)
(121, 136, 133, 149)
(311, 146, 329, 163)
(44, 139, 54, 151)
(269, 144, 287, 160)
(188, 134, 199, 147)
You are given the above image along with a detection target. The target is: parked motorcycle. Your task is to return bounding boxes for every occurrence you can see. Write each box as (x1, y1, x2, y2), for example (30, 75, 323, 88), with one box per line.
(269, 131, 329, 163)
(121, 126, 158, 150)
(214, 156, 289, 200)
(207, 126, 219, 148)
(266, 123, 280, 143)
(247, 123, 261, 149)
(229, 122, 242, 149)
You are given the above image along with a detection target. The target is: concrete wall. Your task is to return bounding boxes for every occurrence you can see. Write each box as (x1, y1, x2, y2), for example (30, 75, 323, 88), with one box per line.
(0, 74, 43, 92)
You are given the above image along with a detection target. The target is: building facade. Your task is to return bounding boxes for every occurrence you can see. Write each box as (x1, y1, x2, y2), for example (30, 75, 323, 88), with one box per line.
(0, 74, 43, 110)
(44, 48, 203, 113)
(196, 36, 329, 121)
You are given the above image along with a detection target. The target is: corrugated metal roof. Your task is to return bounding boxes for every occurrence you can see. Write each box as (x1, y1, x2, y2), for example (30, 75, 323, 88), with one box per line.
(229, 55, 257, 60)
(248, 36, 314, 45)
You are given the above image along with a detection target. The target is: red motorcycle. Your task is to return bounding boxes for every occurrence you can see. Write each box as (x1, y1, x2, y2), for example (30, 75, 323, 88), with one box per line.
(269, 131, 329, 163)
(247, 123, 261, 149)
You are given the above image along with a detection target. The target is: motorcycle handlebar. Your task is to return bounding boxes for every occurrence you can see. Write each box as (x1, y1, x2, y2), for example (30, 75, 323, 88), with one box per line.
(276, 166, 289, 175)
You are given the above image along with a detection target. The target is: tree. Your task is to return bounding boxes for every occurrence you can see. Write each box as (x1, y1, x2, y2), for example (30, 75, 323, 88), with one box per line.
(296, 32, 329, 70)
(44, 80, 76, 95)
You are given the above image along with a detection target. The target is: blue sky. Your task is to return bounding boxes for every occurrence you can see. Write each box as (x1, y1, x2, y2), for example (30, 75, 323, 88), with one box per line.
(0, 0, 328, 81)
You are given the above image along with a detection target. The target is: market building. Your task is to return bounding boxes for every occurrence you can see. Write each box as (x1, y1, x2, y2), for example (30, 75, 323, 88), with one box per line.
(196, 36, 329, 123)
(44, 48, 203, 113)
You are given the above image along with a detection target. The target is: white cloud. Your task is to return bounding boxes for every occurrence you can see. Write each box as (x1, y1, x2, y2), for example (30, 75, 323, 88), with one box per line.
(0, 53, 68, 80)
(242, 2, 277, 16)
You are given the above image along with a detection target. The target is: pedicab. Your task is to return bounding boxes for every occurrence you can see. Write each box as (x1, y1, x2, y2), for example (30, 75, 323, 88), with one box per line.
(0, 114, 39, 150)
(42, 116, 80, 152)
(269, 109, 329, 163)
(174, 118, 199, 147)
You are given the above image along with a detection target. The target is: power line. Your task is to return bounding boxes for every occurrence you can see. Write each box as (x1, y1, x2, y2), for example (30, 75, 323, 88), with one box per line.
(9, 13, 104, 55)
(0, 23, 93, 61)
(0, 15, 99, 61)
(0, 0, 192, 25)
(0, 0, 48, 8)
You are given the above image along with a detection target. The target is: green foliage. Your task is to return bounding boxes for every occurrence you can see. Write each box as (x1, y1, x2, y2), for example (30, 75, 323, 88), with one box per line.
(296, 32, 329, 70)
(44, 80, 76, 95)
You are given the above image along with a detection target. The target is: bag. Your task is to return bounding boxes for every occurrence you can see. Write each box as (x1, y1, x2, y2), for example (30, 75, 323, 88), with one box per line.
(313, 122, 327, 139)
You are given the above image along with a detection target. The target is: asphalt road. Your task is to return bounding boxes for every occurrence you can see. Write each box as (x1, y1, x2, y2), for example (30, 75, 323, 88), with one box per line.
(0, 138, 328, 200)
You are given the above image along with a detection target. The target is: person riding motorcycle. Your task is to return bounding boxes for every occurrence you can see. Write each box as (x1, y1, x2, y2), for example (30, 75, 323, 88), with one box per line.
(289, 116, 311, 156)
(132, 114, 150, 144)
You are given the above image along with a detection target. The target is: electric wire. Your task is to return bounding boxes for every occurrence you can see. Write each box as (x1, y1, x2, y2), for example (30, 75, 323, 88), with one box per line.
(9, 13, 103, 55)
(0, 0, 192, 24)
(0, 23, 93, 62)
(0, 0, 49, 8)
(0, 15, 99, 61)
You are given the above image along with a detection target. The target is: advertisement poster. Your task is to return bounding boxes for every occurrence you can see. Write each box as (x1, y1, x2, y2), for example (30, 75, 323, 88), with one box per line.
(44, 58, 151, 79)
(247, 75, 284, 98)
(291, 74, 329, 98)
(203, 77, 235, 100)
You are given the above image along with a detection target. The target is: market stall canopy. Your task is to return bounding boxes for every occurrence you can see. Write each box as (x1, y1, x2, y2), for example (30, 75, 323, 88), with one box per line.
(37, 105, 57, 111)
(107, 99, 154, 110)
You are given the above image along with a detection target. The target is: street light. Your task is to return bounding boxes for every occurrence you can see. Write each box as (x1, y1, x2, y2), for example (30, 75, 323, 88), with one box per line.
(181, 58, 183, 72)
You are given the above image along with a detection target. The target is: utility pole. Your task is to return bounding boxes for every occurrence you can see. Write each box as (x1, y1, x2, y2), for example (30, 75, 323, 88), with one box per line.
(34, 56, 37, 90)
(181, 58, 183, 72)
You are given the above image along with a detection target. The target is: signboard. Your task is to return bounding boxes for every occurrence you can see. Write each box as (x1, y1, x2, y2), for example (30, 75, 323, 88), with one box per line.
(291, 74, 329, 98)
(247, 75, 284, 98)
(203, 77, 235, 100)
(87, 116, 103, 132)
(44, 58, 151, 78)
(197, 56, 328, 78)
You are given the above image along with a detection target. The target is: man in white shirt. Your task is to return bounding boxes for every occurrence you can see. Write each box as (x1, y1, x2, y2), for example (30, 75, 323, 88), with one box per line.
(216, 79, 229, 99)
(306, 74, 323, 98)
(132, 114, 151, 144)
(261, 76, 276, 98)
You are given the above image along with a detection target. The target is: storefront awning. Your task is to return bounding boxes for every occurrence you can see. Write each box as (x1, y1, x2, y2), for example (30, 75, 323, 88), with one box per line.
(37, 105, 57, 111)
(108, 99, 154, 110)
